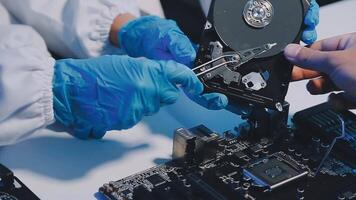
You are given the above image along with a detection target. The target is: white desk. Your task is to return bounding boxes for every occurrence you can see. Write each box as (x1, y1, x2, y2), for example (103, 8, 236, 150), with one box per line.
(0, 1, 355, 199)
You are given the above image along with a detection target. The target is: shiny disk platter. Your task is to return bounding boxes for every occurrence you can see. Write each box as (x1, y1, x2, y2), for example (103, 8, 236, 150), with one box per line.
(194, 0, 311, 111)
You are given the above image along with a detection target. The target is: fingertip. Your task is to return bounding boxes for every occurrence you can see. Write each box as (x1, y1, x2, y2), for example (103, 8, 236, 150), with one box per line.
(307, 79, 325, 95)
(306, 80, 317, 94)
(201, 93, 229, 110)
(168, 33, 197, 65)
(302, 29, 317, 45)
(175, 51, 196, 67)
(214, 100, 228, 110)
(216, 93, 229, 109)
(284, 44, 303, 62)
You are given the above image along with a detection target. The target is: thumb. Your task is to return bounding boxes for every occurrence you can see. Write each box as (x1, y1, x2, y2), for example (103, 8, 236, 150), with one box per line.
(284, 44, 336, 74)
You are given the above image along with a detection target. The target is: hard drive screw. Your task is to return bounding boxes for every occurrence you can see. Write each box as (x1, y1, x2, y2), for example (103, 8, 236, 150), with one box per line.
(205, 21, 212, 30)
(275, 102, 283, 112)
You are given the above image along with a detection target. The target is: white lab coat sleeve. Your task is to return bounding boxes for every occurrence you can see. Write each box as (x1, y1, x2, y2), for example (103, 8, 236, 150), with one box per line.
(0, 2, 12, 25)
(0, 0, 140, 59)
(0, 24, 55, 146)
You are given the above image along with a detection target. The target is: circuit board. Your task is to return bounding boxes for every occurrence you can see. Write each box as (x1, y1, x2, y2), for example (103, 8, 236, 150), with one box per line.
(99, 103, 356, 200)
(0, 164, 40, 200)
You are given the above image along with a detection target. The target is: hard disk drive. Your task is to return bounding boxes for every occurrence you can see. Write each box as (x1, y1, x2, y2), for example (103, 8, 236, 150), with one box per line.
(194, 0, 311, 111)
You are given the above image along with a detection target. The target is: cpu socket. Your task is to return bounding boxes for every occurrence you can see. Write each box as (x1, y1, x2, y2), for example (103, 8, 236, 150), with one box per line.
(243, 155, 308, 191)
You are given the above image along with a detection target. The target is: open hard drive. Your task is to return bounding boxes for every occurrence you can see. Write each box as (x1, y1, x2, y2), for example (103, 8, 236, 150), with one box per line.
(193, 0, 311, 111)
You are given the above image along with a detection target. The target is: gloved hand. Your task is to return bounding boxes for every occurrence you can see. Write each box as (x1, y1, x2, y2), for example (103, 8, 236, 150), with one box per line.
(53, 55, 203, 139)
(118, 16, 196, 66)
(284, 33, 356, 109)
(119, 16, 228, 110)
(186, 92, 229, 110)
(302, 0, 320, 44)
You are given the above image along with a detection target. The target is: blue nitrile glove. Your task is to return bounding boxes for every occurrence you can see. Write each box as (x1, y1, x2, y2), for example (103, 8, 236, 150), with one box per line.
(118, 16, 196, 66)
(53, 55, 203, 139)
(119, 16, 228, 110)
(302, 0, 320, 44)
(186, 92, 229, 110)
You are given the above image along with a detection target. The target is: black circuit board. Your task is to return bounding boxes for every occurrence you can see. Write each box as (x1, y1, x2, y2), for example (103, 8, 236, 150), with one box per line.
(0, 164, 40, 200)
(293, 103, 356, 168)
(100, 105, 356, 200)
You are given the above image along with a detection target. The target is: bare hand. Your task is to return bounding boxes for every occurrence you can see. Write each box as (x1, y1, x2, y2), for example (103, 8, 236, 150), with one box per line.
(284, 33, 356, 109)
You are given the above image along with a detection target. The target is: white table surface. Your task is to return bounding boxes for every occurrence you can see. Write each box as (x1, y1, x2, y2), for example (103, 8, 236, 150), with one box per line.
(0, 0, 356, 199)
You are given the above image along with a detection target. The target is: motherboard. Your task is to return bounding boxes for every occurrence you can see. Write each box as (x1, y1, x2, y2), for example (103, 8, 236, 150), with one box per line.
(99, 103, 356, 200)
(99, 1, 356, 198)
(0, 164, 39, 200)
